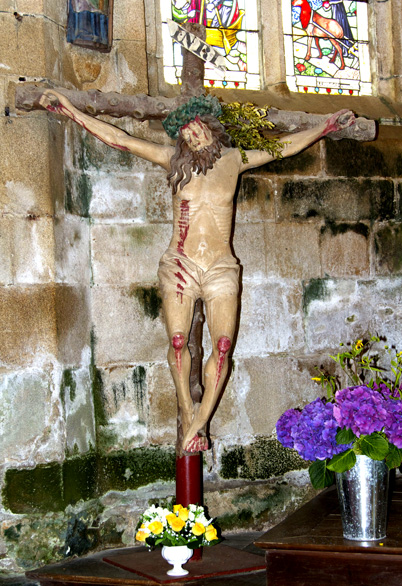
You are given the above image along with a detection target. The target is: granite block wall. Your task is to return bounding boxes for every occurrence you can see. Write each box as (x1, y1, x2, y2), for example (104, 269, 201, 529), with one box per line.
(1, 0, 402, 576)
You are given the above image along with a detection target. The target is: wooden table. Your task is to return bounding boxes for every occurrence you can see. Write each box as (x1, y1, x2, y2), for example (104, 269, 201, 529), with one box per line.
(255, 475, 402, 586)
(25, 536, 266, 586)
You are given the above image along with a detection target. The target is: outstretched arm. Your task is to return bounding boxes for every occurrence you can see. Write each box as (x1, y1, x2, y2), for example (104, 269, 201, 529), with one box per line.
(239, 109, 355, 173)
(39, 89, 173, 170)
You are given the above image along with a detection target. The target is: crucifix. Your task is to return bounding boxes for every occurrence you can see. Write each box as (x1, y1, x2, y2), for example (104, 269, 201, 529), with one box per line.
(15, 15, 375, 522)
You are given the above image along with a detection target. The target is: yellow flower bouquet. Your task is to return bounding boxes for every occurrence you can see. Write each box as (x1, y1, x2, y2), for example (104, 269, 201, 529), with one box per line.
(135, 503, 220, 549)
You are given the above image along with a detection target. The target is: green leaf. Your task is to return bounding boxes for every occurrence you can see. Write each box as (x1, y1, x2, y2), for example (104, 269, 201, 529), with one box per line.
(336, 428, 357, 445)
(386, 443, 402, 469)
(308, 460, 334, 489)
(327, 449, 356, 473)
(359, 433, 389, 460)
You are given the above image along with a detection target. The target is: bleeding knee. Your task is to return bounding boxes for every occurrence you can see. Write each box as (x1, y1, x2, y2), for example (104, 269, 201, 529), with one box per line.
(217, 336, 231, 355)
(172, 333, 185, 350)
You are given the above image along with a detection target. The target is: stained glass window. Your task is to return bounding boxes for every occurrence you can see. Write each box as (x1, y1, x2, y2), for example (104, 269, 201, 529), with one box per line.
(160, 1, 261, 90)
(282, 0, 371, 96)
(67, 0, 113, 51)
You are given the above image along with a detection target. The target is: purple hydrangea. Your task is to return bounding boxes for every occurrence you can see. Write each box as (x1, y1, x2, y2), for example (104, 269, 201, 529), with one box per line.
(383, 399, 402, 448)
(374, 382, 402, 400)
(276, 409, 301, 448)
(333, 386, 390, 437)
(277, 398, 348, 462)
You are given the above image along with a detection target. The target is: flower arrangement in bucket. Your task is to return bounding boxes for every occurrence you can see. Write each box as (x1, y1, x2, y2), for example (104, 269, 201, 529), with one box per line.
(135, 504, 220, 576)
(276, 336, 402, 540)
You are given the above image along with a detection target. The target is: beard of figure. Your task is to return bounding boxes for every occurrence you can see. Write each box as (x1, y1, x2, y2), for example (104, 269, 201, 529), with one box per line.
(167, 115, 232, 195)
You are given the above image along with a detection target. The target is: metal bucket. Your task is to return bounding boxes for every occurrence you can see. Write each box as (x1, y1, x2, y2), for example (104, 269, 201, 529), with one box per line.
(335, 455, 390, 541)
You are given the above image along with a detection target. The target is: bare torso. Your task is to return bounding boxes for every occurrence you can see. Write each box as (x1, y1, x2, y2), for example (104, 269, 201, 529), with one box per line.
(168, 147, 242, 270)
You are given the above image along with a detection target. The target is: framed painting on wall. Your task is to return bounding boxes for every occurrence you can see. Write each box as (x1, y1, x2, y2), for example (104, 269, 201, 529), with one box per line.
(67, 0, 114, 52)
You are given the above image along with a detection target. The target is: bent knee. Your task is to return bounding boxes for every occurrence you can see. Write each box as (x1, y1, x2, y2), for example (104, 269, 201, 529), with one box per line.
(217, 336, 231, 355)
(171, 333, 187, 351)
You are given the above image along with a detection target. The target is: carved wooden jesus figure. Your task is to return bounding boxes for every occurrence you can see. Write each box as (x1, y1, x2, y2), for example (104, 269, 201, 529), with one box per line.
(39, 90, 355, 453)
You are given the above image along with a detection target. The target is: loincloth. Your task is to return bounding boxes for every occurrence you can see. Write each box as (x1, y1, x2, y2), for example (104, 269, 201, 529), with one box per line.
(158, 249, 240, 303)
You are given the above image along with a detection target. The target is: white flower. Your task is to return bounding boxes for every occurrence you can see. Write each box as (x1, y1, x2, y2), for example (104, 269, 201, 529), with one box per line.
(197, 515, 208, 525)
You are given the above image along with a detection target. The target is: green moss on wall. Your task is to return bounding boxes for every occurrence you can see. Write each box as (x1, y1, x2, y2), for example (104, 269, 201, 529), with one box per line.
(82, 132, 133, 170)
(64, 170, 92, 217)
(90, 329, 108, 429)
(91, 364, 107, 427)
(97, 448, 176, 494)
(320, 221, 369, 239)
(375, 223, 402, 273)
(302, 278, 329, 314)
(220, 446, 246, 479)
(62, 507, 103, 558)
(220, 438, 308, 481)
(238, 177, 258, 202)
(63, 453, 99, 505)
(2, 463, 64, 514)
(4, 524, 22, 542)
(325, 138, 388, 178)
(126, 226, 154, 246)
(132, 366, 147, 423)
(2, 448, 175, 515)
(215, 482, 315, 532)
(60, 369, 77, 406)
(218, 509, 253, 530)
(130, 286, 162, 320)
(280, 178, 395, 222)
(258, 148, 318, 175)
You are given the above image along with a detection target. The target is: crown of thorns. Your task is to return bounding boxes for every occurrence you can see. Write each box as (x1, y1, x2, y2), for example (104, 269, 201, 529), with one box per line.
(162, 95, 222, 139)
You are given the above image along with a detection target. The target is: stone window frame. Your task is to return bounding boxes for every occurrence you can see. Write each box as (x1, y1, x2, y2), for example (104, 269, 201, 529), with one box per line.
(144, 0, 402, 121)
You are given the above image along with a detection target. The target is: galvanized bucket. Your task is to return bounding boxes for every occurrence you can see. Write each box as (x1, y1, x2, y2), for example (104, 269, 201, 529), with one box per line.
(335, 455, 390, 541)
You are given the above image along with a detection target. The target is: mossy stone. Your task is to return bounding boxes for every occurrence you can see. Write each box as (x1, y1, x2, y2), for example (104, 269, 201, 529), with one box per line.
(238, 177, 258, 202)
(132, 366, 147, 423)
(3, 463, 64, 514)
(302, 278, 329, 314)
(63, 454, 99, 504)
(375, 223, 402, 274)
(3, 448, 176, 514)
(60, 369, 77, 406)
(220, 438, 307, 481)
(130, 286, 162, 320)
(256, 149, 318, 175)
(320, 221, 369, 239)
(126, 226, 154, 246)
(64, 169, 92, 217)
(98, 448, 176, 493)
(280, 178, 395, 222)
(325, 138, 389, 178)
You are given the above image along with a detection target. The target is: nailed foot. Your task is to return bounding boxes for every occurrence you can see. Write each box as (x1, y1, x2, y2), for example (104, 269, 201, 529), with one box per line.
(184, 435, 209, 453)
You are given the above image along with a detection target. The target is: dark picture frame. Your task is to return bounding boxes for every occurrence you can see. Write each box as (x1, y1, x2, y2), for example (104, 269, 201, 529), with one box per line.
(67, 0, 114, 52)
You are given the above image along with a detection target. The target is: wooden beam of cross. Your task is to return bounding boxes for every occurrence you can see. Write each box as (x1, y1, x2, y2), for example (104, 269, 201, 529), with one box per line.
(15, 80, 376, 141)
(14, 20, 375, 142)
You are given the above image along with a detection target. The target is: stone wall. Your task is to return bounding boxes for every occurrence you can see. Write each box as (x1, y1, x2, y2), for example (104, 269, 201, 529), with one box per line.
(1, 0, 402, 576)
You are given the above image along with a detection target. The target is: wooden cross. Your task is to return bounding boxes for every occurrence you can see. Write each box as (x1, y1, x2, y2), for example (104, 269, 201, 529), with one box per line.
(13, 22, 376, 520)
